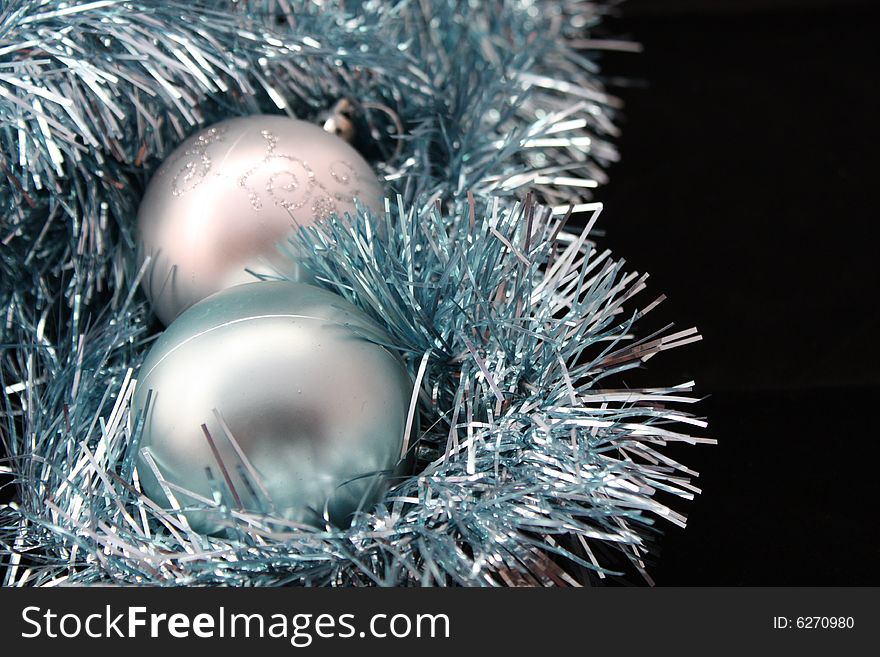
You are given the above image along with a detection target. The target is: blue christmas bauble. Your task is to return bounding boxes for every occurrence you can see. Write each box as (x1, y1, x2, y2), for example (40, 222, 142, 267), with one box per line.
(130, 281, 412, 533)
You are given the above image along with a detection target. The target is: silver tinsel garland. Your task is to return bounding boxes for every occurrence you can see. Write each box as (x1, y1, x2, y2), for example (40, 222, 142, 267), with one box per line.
(0, 0, 709, 586)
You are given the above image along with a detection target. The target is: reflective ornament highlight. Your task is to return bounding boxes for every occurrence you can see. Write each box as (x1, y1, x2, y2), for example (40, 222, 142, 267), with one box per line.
(130, 281, 412, 534)
(136, 115, 384, 325)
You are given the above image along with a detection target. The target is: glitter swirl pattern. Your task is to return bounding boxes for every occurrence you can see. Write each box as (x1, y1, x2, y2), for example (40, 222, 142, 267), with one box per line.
(162, 123, 372, 221)
(166, 127, 228, 196)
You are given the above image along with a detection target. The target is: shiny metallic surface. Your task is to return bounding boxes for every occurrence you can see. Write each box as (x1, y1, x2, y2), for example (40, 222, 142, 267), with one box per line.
(130, 281, 412, 534)
(136, 115, 384, 325)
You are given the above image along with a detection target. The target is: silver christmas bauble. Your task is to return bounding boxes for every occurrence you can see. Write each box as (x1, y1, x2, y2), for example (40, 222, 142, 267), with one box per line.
(137, 114, 384, 325)
(130, 281, 412, 534)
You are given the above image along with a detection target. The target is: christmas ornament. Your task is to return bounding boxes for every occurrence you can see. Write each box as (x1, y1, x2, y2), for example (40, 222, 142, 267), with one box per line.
(130, 280, 413, 533)
(136, 114, 384, 325)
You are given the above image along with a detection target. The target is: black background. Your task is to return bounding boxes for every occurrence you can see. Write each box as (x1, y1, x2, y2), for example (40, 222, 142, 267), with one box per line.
(594, 0, 880, 584)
